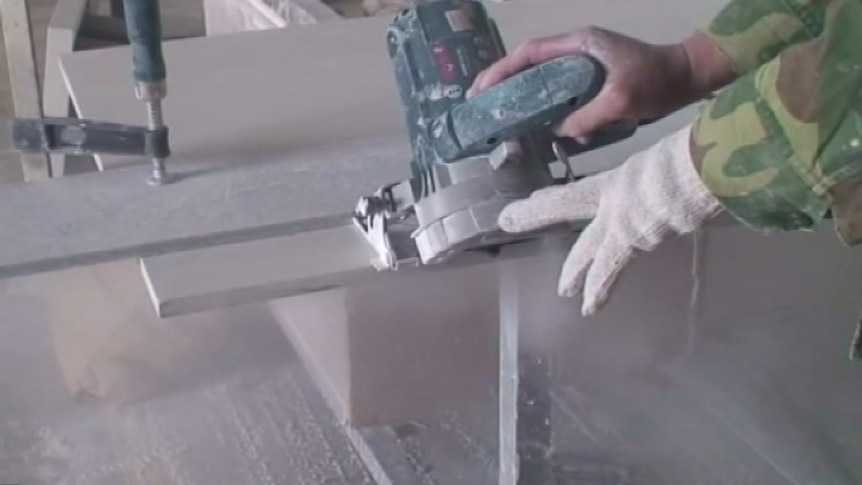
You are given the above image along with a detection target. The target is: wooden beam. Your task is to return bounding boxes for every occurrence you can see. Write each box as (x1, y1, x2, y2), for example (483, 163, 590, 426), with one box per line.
(1, 0, 51, 181)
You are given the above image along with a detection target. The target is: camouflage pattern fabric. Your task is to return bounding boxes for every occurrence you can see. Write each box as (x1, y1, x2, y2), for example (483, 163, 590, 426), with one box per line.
(690, 0, 862, 244)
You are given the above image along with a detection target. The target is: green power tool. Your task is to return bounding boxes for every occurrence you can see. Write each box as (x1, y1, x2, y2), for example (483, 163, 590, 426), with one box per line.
(353, 0, 639, 270)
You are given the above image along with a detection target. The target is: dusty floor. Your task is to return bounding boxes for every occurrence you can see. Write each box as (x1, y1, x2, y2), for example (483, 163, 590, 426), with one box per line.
(0, 283, 374, 484)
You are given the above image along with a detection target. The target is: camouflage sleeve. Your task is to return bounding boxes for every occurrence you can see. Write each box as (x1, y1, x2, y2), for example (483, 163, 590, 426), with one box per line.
(702, 0, 832, 75)
(690, 0, 862, 245)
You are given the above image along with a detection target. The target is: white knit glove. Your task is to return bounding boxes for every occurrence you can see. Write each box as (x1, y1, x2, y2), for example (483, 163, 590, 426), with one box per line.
(498, 124, 723, 315)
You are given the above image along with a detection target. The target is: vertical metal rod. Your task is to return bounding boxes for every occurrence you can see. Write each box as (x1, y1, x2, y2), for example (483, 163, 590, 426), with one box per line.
(144, 97, 167, 185)
(122, 0, 170, 185)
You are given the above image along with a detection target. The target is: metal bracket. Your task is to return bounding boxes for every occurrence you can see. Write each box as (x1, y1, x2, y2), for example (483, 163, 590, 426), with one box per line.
(12, 117, 170, 159)
(353, 193, 400, 271)
(352, 181, 422, 271)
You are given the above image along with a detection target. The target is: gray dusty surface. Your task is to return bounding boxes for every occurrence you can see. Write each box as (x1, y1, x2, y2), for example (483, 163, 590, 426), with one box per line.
(0, 134, 410, 278)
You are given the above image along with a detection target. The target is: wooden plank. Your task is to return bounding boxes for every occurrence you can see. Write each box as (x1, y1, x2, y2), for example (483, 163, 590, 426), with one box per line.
(1, 0, 51, 180)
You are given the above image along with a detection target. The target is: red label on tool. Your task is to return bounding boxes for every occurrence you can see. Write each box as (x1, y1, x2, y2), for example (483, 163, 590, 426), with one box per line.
(432, 41, 458, 82)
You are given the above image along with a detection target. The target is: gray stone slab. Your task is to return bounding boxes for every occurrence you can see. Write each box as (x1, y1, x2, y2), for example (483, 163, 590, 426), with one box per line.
(0, 134, 410, 278)
(140, 223, 509, 317)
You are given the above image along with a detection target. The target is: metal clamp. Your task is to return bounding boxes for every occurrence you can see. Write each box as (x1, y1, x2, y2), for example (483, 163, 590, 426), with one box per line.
(353, 190, 399, 271)
(12, 117, 170, 159)
(352, 176, 429, 271)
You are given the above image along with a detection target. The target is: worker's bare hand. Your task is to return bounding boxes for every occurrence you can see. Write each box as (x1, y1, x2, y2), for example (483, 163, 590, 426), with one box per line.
(467, 28, 732, 141)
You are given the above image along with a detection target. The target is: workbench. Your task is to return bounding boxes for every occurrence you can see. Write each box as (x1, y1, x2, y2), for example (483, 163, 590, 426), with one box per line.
(11, 0, 862, 483)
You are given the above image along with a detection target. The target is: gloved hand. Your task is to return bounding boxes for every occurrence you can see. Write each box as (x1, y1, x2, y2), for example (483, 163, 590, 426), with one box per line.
(497, 124, 723, 315)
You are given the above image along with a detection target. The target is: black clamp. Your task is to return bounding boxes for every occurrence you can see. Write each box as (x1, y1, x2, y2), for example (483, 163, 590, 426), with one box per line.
(12, 117, 170, 160)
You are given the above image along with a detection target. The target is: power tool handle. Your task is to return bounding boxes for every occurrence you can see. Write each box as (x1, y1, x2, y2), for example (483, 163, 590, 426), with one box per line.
(434, 54, 638, 161)
(123, 0, 166, 84)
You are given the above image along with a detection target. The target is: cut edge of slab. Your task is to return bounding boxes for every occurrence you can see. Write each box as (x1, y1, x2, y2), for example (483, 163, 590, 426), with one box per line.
(139, 222, 509, 318)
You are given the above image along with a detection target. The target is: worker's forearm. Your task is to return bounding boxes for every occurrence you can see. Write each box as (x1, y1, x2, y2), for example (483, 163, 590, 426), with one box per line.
(689, 0, 862, 241)
(699, 0, 832, 75)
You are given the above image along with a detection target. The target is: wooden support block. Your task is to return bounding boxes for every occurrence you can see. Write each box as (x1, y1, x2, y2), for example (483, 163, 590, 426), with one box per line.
(269, 260, 500, 427)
